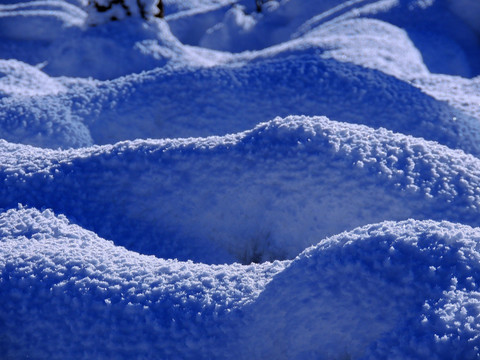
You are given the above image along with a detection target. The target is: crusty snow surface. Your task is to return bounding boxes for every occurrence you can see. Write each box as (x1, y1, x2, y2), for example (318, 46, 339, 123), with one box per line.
(1, 0, 480, 359)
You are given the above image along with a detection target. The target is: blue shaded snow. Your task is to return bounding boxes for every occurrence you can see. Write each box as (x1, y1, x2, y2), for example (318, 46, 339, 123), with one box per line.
(1, 0, 480, 359)
(3, 115, 480, 265)
(2, 208, 480, 359)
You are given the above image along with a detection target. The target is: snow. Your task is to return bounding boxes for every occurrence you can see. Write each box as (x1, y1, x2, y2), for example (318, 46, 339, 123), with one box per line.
(448, 0, 480, 35)
(0, 59, 67, 96)
(1, 0, 480, 358)
(4, 115, 480, 265)
(3, 208, 480, 358)
(0, 206, 287, 359)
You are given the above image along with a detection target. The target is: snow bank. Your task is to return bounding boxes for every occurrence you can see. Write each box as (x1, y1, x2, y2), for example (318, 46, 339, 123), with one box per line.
(0, 60, 92, 148)
(3, 116, 480, 264)
(0, 206, 286, 359)
(2, 48, 478, 157)
(0, 0, 86, 40)
(172, 0, 480, 77)
(0, 59, 67, 97)
(0, 3, 186, 79)
(2, 207, 480, 359)
(239, 219, 480, 359)
(2, 0, 480, 358)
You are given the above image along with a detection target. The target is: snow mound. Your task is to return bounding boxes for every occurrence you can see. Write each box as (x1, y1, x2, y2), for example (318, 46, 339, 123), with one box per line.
(0, 5, 188, 79)
(374, 0, 480, 77)
(0, 92, 92, 149)
(3, 115, 480, 264)
(0, 206, 286, 359)
(2, 207, 480, 359)
(305, 18, 429, 80)
(0, 59, 66, 97)
(2, 48, 478, 157)
(240, 219, 480, 359)
(0, 0, 86, 40)
(2, 0, 480, 358)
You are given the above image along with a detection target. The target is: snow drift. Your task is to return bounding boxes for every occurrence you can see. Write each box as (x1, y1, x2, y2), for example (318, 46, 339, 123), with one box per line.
(1, 0, 480, 358)
(3, 115, 480, 265)
(2, 208, 480, 359)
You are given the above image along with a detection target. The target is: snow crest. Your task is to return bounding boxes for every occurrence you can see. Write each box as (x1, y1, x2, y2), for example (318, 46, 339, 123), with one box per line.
(2, 207, 480, 358)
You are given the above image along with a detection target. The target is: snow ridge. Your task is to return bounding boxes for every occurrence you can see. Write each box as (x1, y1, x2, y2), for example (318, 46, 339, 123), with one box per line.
(2, 207, 480, 359)
(2, 116, 480, 265)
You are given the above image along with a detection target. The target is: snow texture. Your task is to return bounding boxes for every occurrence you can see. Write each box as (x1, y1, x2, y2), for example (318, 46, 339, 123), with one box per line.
(1, 0, 480, 358)
(3, 208, 480, 359)
(4, 115, 480, 265)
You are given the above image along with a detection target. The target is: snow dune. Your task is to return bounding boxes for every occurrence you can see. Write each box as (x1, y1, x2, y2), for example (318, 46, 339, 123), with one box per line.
(2, 207, 480, 359)
(3, 115, 480, 265)
(1, 0, 480, 358)
(2, 54, 480, 155)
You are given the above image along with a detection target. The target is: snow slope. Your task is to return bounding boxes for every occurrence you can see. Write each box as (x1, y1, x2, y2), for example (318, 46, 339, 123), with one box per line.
(1, 0, 480, 358)
(2, 208, 480, 359)
(4, 115, 480, 265)
(2, 52, 479, 155)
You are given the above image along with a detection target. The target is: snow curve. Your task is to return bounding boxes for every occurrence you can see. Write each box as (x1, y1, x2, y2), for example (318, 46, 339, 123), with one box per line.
(3, 116, 480, 264)
(2, 51, 479, 157)
(2, 0, 480, 358)
(2, 207, 480, 359)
